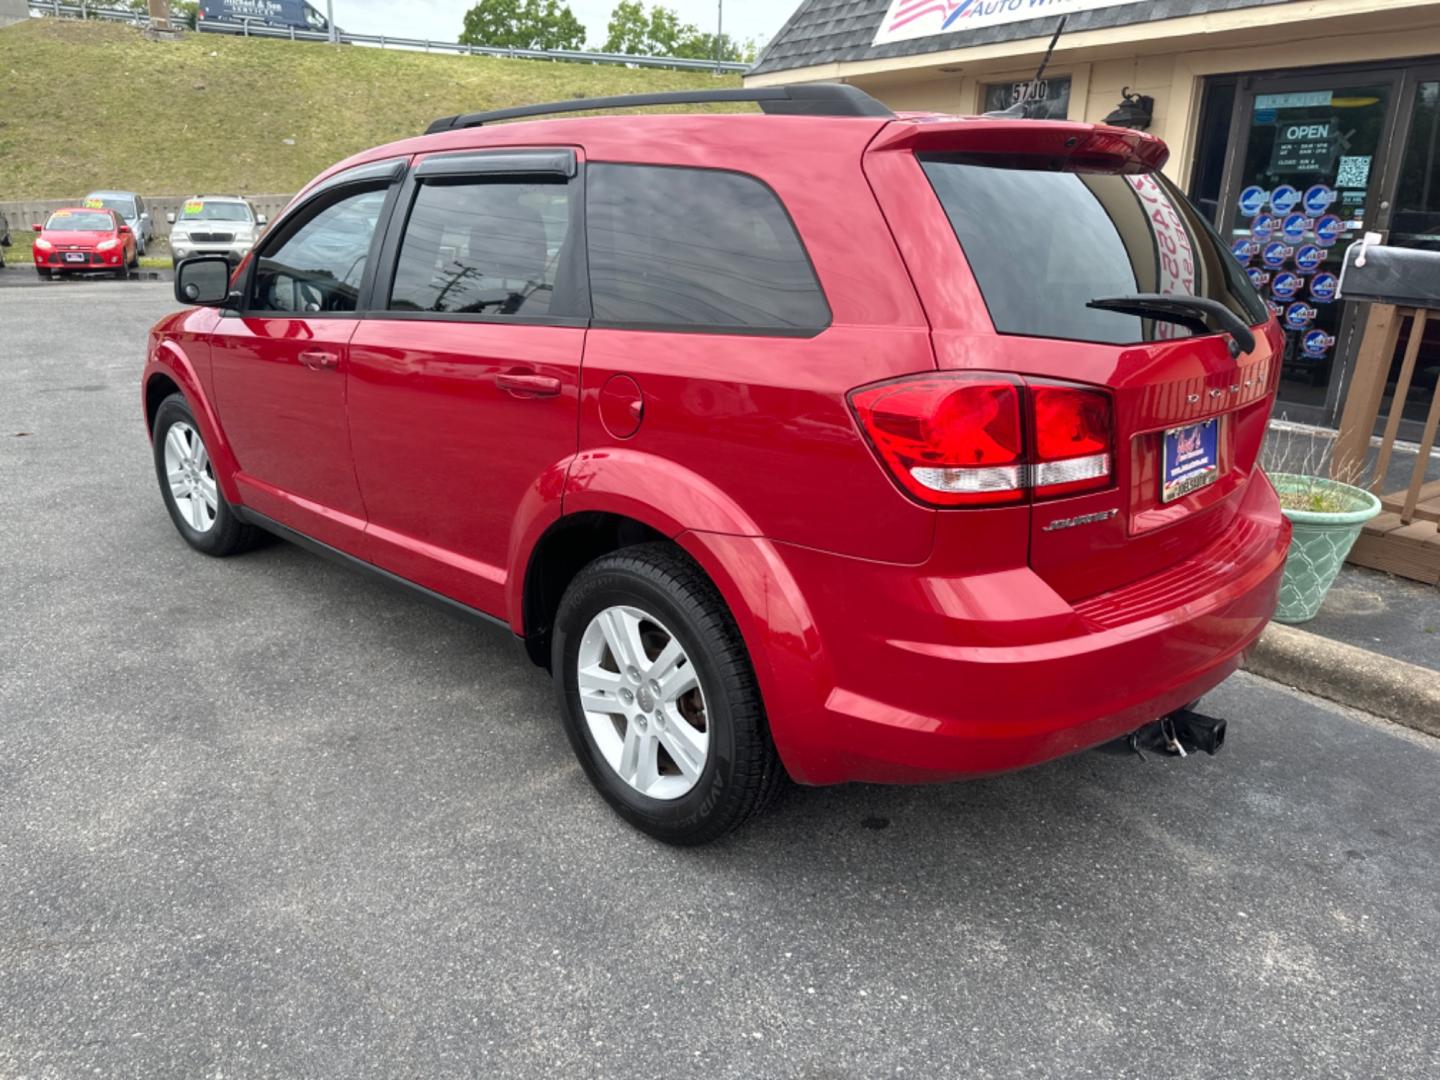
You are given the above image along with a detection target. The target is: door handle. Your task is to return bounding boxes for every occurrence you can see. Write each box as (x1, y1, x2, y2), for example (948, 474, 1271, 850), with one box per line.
(496, 372, 562, 398)
(298, 350, 340, 371)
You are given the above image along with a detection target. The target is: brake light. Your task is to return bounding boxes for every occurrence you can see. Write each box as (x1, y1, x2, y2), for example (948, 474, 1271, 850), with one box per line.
(849, 375, 1025, 507)
(1030, 383, 1112, 498)
(849, 373, 1113, 507)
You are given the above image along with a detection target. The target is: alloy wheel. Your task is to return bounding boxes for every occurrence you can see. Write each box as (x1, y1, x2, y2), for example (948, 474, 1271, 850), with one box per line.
(576, 604, 710, 800)
(163, 421, 218, 533)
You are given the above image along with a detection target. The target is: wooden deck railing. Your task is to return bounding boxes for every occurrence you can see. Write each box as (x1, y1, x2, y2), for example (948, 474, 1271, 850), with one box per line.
(1332, 304, 1440, 584)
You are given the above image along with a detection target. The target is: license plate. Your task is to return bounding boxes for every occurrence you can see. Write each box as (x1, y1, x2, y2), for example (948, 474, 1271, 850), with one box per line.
(63, 252, 86, 263)
(1161, 419, 1219, 503)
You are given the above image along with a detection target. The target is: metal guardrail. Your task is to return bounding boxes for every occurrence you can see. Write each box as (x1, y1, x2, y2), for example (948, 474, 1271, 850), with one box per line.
(31, 3, 749, 72)
(33, 1, 148, 24)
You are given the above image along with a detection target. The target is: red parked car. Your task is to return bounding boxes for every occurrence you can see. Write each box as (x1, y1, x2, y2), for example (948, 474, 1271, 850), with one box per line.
(33, 207, 138, 278)
(144, 85, 1289, 843)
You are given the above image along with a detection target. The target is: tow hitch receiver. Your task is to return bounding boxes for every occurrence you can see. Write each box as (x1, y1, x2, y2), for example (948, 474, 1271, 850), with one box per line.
(1128, 707, 1227, 760)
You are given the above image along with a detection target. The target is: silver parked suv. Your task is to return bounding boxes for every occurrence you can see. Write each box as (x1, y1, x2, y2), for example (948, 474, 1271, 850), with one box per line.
(166, 195, 266, 267)
(84, 191, 155, 255)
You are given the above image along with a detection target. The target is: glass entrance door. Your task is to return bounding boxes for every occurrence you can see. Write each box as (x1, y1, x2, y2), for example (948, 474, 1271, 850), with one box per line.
(1380, 70, 1440, 439)
(1222, 75, 1398, 424)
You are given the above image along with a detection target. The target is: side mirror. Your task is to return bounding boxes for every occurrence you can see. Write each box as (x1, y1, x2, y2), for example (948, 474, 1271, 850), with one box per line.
(256, 214, 268, 226)
(119, 225, 132, 235)
(174, 255, 233, 307)
(140, 212, 151, 221)
(166, 212, 176, 225)
(32, 223, 42, 232)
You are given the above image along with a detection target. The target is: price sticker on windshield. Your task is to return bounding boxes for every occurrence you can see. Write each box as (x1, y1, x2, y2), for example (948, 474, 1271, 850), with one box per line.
(182, 200, 205, 217)
(83, 198, 105, 209)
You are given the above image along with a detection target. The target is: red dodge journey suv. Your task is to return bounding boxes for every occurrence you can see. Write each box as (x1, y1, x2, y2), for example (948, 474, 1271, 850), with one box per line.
(144, 85, 1289, 844)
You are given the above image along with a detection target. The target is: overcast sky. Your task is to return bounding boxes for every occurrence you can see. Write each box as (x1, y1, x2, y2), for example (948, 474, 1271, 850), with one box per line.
(325, 0, 791, 51)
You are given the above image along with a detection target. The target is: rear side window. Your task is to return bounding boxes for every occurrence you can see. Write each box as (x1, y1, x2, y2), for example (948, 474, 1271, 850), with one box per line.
(586, 164, 829, 333)
(389, 179, 571, 317)
(918, 154, 1267, 345)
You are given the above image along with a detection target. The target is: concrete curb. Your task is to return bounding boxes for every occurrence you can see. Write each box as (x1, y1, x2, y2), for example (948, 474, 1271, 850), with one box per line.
(1244, 623, 1440, 738)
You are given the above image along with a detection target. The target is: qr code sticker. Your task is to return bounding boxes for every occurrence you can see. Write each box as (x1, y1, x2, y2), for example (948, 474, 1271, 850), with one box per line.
(1335, 155, 1371, 189)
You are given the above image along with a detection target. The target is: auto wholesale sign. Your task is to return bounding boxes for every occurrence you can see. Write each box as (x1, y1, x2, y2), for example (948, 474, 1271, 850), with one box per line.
(873, 0, 1139, 47)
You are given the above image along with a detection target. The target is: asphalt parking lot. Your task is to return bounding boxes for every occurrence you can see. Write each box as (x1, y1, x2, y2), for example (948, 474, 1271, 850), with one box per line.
(3, 280, 1439, 1079)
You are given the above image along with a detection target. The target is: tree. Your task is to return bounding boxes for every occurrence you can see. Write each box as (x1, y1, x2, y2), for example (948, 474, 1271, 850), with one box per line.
(602, 2, 753, 60)
(671, 31, 754, 63)
(645, 5, 685, 54)
(120, 0, 199, 26)
(536, 0, 587, 49)
(603, 0, 650, 54)
(460, 0, 587, 51)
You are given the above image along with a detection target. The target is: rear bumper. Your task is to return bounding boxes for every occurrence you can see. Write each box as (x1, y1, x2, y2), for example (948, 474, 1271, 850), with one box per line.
(688, 471, 1289, 785)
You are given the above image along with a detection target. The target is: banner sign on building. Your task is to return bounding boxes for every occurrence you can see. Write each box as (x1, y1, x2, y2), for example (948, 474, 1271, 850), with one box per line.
(874, 0, 1138, 47)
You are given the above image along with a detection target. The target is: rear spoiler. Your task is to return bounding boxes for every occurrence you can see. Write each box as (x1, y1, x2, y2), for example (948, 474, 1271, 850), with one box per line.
(870, 117, 1169, 175)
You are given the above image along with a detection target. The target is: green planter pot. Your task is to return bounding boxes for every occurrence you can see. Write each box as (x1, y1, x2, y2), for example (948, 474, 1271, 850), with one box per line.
(1270, 473, 1382, 624)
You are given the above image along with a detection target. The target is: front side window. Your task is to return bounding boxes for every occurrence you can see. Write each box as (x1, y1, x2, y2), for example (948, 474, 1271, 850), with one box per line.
(388, 179, 571, 317)
(585, 164, 830, 333)
(249, 187, 387, 314)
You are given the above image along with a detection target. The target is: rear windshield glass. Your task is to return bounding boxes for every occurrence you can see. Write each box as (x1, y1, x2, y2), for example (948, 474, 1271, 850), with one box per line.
(918, 154, 1268, 345)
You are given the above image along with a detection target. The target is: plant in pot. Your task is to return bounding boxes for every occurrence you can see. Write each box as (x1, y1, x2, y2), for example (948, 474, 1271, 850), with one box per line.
(1262, 425, 1382, 624)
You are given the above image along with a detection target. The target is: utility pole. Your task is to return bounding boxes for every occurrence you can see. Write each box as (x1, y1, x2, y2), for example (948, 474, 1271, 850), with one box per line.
(326, 0, 337, 43)
(714, 0, 722, 72)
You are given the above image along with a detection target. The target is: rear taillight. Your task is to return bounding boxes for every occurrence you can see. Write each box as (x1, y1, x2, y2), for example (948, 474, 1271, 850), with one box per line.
(848, 375, 1026, 507)
(849, 373, 1113, 508)
(1030, 383, 1112, 499)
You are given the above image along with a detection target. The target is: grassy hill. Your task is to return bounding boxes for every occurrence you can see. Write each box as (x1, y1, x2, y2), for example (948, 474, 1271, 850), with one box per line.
(0, 18, 740, 199)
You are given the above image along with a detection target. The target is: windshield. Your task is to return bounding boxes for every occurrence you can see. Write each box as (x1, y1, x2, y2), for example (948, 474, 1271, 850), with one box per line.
(918, 154, 1268, 345)
(179, 200, 253, 223)
(46, 210, 115, 232)
(86, 195, 136, 218)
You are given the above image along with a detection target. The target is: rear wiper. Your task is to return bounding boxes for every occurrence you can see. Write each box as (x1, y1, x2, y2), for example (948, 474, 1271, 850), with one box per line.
(1086, 293, 1257, 357)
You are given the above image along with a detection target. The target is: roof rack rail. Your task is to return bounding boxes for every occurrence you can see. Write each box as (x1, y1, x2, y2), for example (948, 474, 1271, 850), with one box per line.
(424, 83, 894, 134)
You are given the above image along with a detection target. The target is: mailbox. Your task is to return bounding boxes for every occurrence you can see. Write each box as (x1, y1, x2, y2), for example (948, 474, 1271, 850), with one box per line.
(1337, 239, 1440, 307)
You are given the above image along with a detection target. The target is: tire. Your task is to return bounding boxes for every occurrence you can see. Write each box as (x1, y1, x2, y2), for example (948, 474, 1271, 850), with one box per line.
(127, 246, 139, 270)
(552, 542, 784, 845)
(151, 393, 257, 557)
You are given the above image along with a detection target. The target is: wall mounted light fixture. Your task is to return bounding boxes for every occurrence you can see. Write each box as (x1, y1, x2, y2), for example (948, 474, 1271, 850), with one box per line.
(1105, 87, 1154, 130)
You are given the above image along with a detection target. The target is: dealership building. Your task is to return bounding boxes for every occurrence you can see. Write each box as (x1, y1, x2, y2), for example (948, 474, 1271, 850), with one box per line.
(747, 0, 1440, 435)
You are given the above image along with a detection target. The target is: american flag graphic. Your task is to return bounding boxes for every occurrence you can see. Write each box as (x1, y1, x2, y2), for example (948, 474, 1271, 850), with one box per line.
(873, 0, 1138, 47)
(884, 0, 969, 34)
